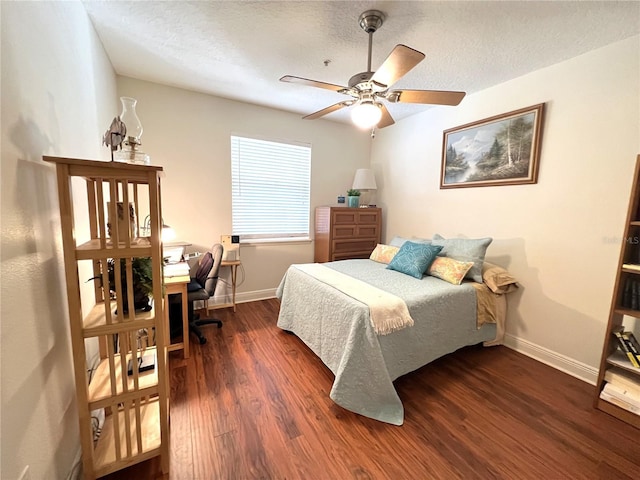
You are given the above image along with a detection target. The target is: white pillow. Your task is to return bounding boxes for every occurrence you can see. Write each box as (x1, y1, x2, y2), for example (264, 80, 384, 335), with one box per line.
(388, 236, 431, 248)
(431, 234, 493, 283)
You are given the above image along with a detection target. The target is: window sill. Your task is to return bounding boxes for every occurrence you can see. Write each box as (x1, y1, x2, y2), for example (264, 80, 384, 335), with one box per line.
(240, 237, 312, 246)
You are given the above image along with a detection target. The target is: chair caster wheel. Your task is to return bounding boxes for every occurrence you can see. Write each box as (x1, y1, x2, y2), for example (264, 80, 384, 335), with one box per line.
(199, 337, 207, 345)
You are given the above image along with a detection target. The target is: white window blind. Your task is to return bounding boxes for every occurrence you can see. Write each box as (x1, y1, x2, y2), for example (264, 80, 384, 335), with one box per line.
(231, 135, 311, 241)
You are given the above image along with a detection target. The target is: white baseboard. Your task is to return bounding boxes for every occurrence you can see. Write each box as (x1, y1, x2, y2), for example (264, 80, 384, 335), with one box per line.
(210, 288, 277, 306)
(236, 288, 277, 304)
(503, 333, 598, 385)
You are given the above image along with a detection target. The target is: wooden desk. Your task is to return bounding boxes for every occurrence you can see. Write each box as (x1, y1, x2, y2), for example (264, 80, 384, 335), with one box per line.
(207, 259, 241, 314)
(164, 272, 190, 359)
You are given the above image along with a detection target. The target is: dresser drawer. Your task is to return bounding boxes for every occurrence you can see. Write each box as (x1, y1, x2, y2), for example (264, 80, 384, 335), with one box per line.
(332, 238, 377, 255)
(333, 225, 357, 238)
(357, 225, 379, 237)
(332, 251, 372, 261)
(332, 210, 358, 224)
(356, 210, 379, 224)
(333, 225, 379, 238)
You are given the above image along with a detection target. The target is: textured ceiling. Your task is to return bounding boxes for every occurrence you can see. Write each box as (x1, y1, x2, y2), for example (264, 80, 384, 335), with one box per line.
(82, 1, 640, 126)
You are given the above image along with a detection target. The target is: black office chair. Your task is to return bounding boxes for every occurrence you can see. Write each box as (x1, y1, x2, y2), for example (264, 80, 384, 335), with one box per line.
(186, 243, 224, 345)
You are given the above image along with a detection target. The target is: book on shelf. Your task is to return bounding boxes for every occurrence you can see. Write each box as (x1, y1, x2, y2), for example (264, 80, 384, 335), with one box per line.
(613, 328, 640, 367)
(603, 381, 640, 410)
(605, 369, 640, 395)
(600, 389, 640, 415)
(623, 331, 640, 361)
(163, 262, 190, 278)
(623, 263, 640, 271)
(621, 277, 640, 310)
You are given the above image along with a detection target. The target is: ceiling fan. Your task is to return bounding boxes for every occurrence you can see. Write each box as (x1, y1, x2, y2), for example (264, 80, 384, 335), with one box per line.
(280, 10, 466, 130)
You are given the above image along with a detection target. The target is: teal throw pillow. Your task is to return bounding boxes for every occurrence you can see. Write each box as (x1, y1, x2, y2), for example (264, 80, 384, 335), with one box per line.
(386, 241, 443, 279)
(431, 234, 493, 283)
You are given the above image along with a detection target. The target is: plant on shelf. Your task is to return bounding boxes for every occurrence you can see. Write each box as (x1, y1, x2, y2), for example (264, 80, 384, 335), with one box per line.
(347, 189, 361, 207)
(107, 257, 154, 313)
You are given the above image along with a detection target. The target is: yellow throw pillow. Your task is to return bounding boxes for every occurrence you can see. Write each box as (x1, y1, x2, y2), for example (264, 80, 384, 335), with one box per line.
(369, 244, 400, 264)
(428, 256, 475, 285)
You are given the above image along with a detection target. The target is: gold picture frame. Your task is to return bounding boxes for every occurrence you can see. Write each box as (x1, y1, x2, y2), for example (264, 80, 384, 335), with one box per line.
(441, 103, 545, 188)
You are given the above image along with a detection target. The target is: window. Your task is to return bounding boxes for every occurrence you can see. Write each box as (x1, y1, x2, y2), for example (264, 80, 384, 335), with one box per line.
(231, 135, 311, 242)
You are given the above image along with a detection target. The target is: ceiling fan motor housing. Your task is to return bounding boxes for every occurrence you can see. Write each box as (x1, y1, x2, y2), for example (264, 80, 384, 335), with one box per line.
(358, 10, 385, 33)
(348, 71, 374, 88)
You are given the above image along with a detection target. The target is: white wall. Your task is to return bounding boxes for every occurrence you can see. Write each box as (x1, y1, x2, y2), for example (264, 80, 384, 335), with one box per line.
(1, 2, 117, 479)
(115, 76, 372, 301)
(371, 36, 640, 382)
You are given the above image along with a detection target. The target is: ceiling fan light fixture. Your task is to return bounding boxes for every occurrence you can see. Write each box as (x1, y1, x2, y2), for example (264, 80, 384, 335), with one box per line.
(351, 101, 382, 129)
(280, 10, 465, 129)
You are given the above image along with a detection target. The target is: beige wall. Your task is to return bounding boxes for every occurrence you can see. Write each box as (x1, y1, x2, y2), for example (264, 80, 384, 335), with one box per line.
(1, 2, 117, 479)
(1, 2, 637, 477)
(371, 36, 640, 382)
(115, 76, 372, 301)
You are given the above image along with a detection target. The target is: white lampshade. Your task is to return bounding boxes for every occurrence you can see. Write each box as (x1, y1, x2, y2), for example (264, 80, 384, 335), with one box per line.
(162, 224, 176, 242)
(350, 101, 382, 129)
(352, 168, 377, 191)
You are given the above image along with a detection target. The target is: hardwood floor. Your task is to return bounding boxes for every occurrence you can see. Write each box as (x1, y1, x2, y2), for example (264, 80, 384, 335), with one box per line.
(104, 299, 640, 479)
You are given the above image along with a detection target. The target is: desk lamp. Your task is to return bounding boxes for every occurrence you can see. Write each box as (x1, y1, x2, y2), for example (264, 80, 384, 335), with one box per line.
(352, 168, 377, 207)
(141, 215, 175, 242)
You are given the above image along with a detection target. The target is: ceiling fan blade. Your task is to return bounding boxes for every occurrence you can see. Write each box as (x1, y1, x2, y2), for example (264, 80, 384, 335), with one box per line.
(387, 89, 466, 106)
(371, 44, 425, 88)
(280, 75, 347, 92)
(303, 101, 354, 120)
(377, 103, 395, 129)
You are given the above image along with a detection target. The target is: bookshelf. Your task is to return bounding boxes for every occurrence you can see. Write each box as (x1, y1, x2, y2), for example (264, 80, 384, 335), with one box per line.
(594, 154, 640, 429)
(44, 157, 170, 478)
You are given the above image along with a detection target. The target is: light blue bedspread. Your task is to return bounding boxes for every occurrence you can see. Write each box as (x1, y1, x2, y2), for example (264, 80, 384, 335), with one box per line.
(276, 259, 496, 425)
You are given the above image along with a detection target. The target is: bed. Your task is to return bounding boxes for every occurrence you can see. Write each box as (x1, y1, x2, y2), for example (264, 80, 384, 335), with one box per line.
(276, 255, 514, 426)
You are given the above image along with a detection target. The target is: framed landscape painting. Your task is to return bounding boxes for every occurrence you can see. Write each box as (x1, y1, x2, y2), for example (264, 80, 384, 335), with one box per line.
(440, 103, 545, 188)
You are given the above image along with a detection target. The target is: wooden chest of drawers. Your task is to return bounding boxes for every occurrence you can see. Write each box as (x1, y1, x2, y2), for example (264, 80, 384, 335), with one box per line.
(314, 206, 382, 263)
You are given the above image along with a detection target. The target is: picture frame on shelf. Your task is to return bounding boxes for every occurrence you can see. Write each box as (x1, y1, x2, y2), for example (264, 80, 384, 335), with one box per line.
(441, 103, 545, 189)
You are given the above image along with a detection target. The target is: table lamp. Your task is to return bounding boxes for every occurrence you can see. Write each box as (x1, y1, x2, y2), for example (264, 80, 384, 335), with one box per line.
(141, 215, 176, 241)
(352, 168, 377, 207)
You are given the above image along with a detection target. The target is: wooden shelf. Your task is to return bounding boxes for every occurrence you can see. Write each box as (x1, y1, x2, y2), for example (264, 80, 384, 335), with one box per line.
(75, 238, 153, 260)
(83, 301, 156, 334)
(606, 350, 640, 376)
(594, 154, 640, 430)
(88, 347, 159, 406)
(613, 307, 640, 318)
(621, 264, 640, 274)
(93, 397, 162, 477)
(45, 156, 169, 479)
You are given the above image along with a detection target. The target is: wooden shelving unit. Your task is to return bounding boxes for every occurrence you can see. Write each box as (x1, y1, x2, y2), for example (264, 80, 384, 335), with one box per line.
(594, 154, 640, 429)
(44, 156, 170, 478)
